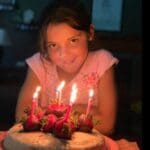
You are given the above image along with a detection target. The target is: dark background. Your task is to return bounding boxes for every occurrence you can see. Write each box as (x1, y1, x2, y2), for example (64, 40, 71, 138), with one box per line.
(0, 0, 142, 149)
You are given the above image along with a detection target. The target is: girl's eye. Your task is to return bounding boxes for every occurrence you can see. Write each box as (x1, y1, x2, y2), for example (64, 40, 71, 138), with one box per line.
(70, 38, 78, 44)
(47, 43, 57, 49)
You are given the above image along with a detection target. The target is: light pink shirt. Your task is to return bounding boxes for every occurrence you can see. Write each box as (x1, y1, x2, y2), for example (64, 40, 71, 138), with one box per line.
(26, 49, 119, 108)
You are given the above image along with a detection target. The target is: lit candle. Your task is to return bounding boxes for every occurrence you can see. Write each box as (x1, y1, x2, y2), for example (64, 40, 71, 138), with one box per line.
(31, 92, 38, 115)
(65, 83, 78, 121)
(86, 89, 94, 118)
(31, 86, 41, 115)
(56, 81, 66, 105)
(35, 86, 41, 107)
(70, 84, 78, 105)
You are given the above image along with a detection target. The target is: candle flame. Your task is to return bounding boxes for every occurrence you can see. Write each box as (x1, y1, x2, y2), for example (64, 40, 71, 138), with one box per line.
(57, 80, 66, 91)
(70, 83, 78, 105)
(86, 89, 94, 117)
(33, 92, 38, 99)
(33, 86, 41, 100)
(36, 86, 41, 93)
(89, 89, 94, 98)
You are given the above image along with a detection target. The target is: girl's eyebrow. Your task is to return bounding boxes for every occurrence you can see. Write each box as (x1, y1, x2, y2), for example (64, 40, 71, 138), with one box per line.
(69, 32, 82, 40)
(47, 32, 82, 44)
(47, 41, 55, 44)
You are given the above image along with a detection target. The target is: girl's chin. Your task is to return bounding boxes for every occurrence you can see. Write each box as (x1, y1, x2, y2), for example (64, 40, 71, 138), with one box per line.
(59, 65, 79, 73)
(57, 63, 81, 74)
(60, 67, 79, 75)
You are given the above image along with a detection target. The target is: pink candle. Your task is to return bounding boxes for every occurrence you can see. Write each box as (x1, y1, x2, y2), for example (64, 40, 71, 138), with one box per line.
(65, 83, 78, 121)
(86, 89, 94, 118)
(31, 92, 38, 115)
(31, 86, 41, 115)
(56, 81, 66, 105)
(35, 86, 41, 107)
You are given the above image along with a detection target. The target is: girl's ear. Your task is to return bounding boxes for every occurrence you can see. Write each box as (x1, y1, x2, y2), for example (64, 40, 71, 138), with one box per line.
(89, 24, 95, 41)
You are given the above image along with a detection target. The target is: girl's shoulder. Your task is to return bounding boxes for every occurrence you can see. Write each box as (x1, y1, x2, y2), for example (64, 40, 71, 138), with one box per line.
(26, 52, 52, 67)
(26, 52, 41, 63)
(87, 49, 119, 78)
(25, 52, 54, 80)
(89, 49, 119, 64)
(90, 49, 115, 58)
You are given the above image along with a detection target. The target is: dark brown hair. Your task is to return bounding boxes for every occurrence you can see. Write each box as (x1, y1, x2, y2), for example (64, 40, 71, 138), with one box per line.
(38, 1, 91, 59)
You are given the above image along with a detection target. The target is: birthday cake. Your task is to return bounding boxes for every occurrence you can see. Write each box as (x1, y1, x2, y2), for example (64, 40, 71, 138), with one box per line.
(3, 103, 105, 150)
(3, 85, 105, 149)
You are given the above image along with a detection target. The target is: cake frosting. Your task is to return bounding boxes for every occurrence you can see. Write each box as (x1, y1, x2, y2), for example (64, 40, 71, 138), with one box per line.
(3, 123, 105, 150)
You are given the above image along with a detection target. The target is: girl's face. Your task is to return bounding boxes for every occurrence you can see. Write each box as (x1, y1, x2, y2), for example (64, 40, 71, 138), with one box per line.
(46, 23, 89, 74)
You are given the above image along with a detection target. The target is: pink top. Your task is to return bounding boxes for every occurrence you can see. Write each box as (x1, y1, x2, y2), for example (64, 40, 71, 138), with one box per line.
(26, 49, 119, 108)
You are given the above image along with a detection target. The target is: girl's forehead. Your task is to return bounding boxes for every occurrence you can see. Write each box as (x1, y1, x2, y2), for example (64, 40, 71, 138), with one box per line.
(46, 23, 83, 41)
(47, 23, 79, 33)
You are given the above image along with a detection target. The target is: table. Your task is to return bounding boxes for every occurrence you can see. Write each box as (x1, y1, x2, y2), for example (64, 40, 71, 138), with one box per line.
(0, 131, 140, 150)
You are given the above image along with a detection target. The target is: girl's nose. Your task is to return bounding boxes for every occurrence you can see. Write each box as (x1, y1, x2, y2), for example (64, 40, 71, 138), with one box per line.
(59, 47, 68, 58)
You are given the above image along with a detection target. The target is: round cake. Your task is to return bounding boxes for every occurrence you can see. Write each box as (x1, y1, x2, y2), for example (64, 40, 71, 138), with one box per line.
(3, 123, 105, 150)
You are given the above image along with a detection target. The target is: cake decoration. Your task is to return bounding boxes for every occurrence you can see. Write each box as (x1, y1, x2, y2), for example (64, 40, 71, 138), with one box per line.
(18, 83, 100, 139)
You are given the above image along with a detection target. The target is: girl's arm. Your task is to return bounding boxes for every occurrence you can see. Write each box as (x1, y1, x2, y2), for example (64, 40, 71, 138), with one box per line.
(15, 67, 41, 122)
(73, 66, 117, 136)
(94, 65, 118, 135)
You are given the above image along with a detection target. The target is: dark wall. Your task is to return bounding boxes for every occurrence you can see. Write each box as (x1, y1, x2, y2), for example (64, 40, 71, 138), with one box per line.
(122, 0, 142, 36)
(0, 0, 142, 65)
(0, 0, 51, 65)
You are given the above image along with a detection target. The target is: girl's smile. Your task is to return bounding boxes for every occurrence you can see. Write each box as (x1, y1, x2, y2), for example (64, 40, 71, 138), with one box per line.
(63, 57, 77, 64)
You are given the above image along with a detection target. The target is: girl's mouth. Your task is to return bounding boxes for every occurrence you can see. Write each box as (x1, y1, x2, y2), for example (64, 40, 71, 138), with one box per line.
(63, 57, 76, 64)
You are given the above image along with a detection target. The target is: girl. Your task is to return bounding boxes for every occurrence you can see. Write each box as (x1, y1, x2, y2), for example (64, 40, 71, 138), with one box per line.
(15, 2, 119, 136)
